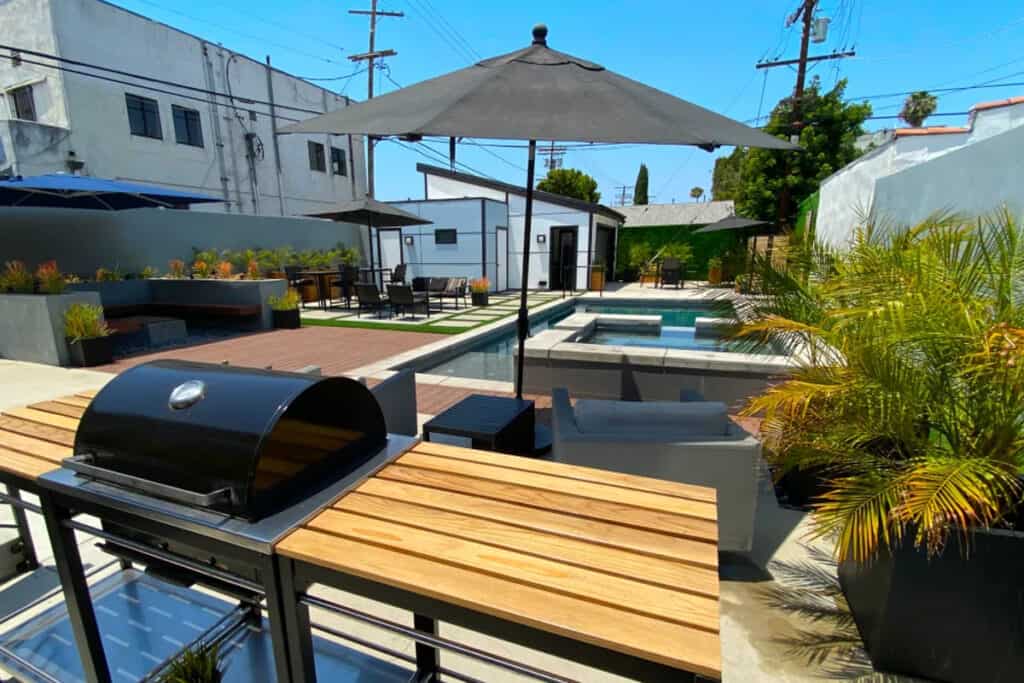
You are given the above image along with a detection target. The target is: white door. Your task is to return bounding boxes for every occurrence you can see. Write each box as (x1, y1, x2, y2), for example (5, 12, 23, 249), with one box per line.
(378, 230, 402, 276)
(496, 227, 508, 292)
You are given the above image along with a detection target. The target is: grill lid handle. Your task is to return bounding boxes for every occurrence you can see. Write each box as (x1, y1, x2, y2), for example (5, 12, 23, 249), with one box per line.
(64, 455, 236, 508)
(168, 380, 206, 410)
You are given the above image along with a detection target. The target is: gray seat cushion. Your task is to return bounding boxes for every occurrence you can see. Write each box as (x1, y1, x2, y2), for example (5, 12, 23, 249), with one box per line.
(574, 399, 730, 437)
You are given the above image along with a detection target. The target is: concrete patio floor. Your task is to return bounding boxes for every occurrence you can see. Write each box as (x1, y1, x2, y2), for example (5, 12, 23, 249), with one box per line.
(0, 360, 921, 682)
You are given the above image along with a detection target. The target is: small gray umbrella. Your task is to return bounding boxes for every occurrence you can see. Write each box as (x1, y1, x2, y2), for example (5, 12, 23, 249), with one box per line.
(692, 216, 773, 234)
(284, 24, 797, 398)
(305, 197, 432, 282)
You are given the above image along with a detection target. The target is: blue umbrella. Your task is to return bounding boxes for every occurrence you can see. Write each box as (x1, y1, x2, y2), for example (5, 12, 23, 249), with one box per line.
(0, 174, 222, 210)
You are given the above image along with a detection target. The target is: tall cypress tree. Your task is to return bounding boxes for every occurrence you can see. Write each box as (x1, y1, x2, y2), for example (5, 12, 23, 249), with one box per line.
(633, 163, 649, 205)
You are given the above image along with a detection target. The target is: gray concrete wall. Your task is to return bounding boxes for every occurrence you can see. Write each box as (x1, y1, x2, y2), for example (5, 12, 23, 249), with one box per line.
(0, 207, 364, 276)
(0, 291, 103, 366)
(871, 124, 1024, 229)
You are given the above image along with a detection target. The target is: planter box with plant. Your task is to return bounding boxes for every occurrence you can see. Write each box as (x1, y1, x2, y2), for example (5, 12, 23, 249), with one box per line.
(64, 302, 113, 367)
(269, 290, 301, 329)
(589, 261, 606, 291)
(470, 277, 490, 306)
(159, 643, 224, 683)
(0, 261, 104, 366)
(735, 210, 1024, 683)
(706, 256, 723, 285)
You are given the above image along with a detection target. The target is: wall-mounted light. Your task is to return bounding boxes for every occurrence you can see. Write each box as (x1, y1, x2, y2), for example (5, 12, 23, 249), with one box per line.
(536, 234, 546, 244)
(404, 236, 414, 246)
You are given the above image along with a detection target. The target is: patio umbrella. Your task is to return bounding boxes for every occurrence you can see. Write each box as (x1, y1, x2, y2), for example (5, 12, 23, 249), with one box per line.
(692, 216, 773, 234)
(0, 174, 222, 210)
(305, 197, 432, 286)
(282, 24, 798, 398)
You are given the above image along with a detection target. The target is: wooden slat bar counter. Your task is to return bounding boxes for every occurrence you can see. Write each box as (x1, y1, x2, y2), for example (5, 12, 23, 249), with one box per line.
(0, 390, 98, 569)
(276, 440, 722, 681)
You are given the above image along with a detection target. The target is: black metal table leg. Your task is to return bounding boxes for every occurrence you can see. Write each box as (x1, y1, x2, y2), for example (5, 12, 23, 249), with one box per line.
(413, 614, 439, 682)
(7, 486, 38, 572)
(277, 557, 315, 682)
(40, 492, 111, 683)
(264, 556, 301, 683)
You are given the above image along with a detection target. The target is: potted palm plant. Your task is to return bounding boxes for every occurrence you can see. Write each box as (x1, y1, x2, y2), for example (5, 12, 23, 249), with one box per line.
(733, 210, 1024, 683)
(268, 290, 301, 329)
(64, 303, 112, 367)
(470, 277, 490, 306)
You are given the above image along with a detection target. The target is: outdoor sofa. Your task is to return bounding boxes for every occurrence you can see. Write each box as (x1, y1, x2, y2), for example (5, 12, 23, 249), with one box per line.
(549, 387, 762, 552)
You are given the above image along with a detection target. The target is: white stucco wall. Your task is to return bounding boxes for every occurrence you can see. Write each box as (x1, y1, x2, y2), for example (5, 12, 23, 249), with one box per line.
(0, 0, 366, 215)
(871, 123, 1024, 229)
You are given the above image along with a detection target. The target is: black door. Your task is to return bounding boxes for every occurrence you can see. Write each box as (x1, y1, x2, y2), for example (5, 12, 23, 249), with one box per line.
(549, 226, 578, 290)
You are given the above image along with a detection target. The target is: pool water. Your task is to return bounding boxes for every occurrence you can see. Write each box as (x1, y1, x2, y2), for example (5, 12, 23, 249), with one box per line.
(586, 326, 747, 352)
(578, 304, 706, 328)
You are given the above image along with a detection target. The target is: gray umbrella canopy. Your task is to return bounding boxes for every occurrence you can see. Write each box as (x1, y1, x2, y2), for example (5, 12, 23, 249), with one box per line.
(305, 197, 432, 227)
(283, 27, 795, 151)
(693, 216, 773, 234)
(283, 24, 797, 401)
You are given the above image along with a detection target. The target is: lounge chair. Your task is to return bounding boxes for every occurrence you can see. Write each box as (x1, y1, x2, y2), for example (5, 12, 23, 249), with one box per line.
(438, 277, 469, 309)
(659, 258, 683, 288)
(387, 284, 430, 319)
(354, 283, 388, 318)
(549, 387, 762, 552)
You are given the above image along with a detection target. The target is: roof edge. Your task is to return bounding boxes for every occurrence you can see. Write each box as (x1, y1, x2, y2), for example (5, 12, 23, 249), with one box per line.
(416, 163, 625, 221)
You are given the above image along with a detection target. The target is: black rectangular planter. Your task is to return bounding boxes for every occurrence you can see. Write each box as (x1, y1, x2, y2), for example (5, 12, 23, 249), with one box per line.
(67, 336, 113, 367)
(839, 527, 1024, 683)
(471, 292, 489, 307)
(272, 308, 301, 329)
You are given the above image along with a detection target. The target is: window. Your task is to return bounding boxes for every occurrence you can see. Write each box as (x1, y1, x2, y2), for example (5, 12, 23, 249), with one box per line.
(172, 105, 203, 147)
(330, 146, 347, 176)
(308, 141, 326, 172)
(435, 229, 457, 245)
(125, 94, 162, 139)
(9, 85, 36, 122)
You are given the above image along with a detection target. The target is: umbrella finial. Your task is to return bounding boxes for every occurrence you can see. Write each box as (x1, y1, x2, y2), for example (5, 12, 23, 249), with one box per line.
(532, 24, 548, 45)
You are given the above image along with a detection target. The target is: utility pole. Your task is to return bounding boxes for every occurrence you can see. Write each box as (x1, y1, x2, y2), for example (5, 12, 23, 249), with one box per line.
(754, 0, 854, 228)
(538, 141, 566, 170)
(349, 1, 401, 197)
(614, 185, 634, 207)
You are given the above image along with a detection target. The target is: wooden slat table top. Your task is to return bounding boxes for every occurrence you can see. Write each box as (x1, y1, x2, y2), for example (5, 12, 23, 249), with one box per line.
(0, 394, 85, 481)
(277, 440, 722, 679)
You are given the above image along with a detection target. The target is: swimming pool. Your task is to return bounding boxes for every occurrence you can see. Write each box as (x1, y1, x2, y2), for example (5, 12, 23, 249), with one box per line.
(421, 299, 755, 382)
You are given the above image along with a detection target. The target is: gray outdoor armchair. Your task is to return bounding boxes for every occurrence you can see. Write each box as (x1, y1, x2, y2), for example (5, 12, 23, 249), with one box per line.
(549, 387, 762, 552)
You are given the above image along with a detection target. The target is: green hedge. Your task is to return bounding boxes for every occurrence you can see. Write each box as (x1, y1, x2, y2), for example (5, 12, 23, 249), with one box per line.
(795, 191, 819, 241)
(614, 225, 742, 280)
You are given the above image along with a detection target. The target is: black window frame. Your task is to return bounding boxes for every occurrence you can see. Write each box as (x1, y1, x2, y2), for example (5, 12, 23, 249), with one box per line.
(330, 146, 347, 176)
(171, 105, 204, 148)
(435, 229, 458, 245)
(125, 93, 162, 140)
(9, 85, 36, 122)
(308, 141, 327, 172)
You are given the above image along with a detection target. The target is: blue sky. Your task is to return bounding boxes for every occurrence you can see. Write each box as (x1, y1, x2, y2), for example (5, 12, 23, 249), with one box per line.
(108, 0, 1024, 205)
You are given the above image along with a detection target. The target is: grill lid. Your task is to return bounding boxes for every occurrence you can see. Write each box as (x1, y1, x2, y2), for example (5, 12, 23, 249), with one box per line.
(72, 360, 387, 520)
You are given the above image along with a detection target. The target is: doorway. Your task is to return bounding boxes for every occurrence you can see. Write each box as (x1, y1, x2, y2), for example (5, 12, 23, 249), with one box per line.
(375, 228, 403, 287)
(496, 227, 508, 291)
(548, 226, 578, 291)
(595, 226, 616, 279)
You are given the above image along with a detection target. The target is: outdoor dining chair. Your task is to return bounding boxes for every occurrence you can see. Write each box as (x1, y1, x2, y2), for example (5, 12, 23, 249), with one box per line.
(354, 283, 389, 318)
(284, 265, 314, 309)
(387, 284, 430, 319)
(330, 265, 358, 309)
(390, 263, 407, 285)
(427, 277, 450, 311)
(660, 258, 683, 289)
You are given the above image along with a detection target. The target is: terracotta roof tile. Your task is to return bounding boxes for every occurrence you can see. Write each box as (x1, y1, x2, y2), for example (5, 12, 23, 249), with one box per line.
(893, 126, 970, 137)
(971, 95, 1024, 113)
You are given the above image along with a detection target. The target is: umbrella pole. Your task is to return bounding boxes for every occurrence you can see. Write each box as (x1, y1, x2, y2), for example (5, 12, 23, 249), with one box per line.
(514, 140, 538, 400)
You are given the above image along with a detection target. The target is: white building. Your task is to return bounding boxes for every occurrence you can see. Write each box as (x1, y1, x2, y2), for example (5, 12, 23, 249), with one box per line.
(0, 0, 366, 216)
(816, 96, 1024, 248)
(369, 164, 624, 292)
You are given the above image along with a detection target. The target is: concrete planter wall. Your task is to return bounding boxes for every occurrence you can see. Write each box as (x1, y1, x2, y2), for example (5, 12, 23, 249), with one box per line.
(68, 280, 152, 307)
(0, 291, 104, 366)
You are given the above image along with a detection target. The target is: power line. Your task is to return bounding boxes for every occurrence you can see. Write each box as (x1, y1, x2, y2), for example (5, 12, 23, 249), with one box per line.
(848, 73, 1024, 102)
(199, 0, 347, 53)
(121, 0, 347, 65)
(416, 0, 482, 61)
(405, 0, 477, 64)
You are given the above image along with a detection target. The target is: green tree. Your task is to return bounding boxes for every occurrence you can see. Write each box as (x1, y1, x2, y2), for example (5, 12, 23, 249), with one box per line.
(711, 148, 744, 201)
(633, 163, 649, 205)
(536, 168, 601, 203)
(732, 78, 871, 226)
(734, 210, 1024, 563)
(689, 186, 704, 202)
(899, 90, 938, 128)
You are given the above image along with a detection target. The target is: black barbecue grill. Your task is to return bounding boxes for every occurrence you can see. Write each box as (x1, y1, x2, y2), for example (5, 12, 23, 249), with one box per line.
(35, 360, 415, 683)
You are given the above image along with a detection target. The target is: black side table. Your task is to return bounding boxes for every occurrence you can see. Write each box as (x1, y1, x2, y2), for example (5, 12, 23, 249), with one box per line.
(423, 394, 536, 456)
